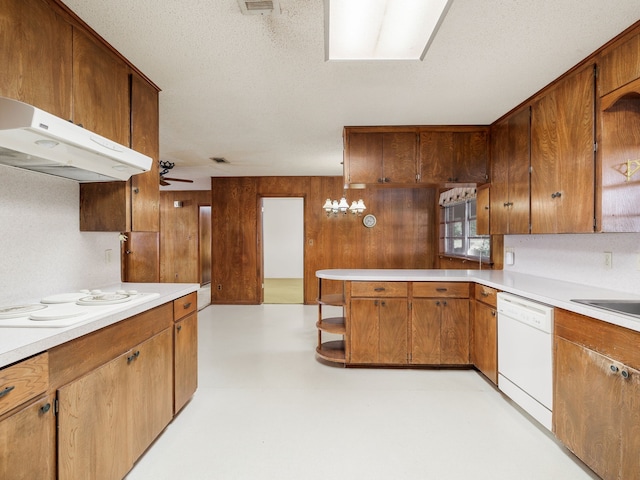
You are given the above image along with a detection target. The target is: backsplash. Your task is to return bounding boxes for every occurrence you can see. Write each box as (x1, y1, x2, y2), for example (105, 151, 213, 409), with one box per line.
(0, 165, 121, 305)
(504, 233, 640, 295)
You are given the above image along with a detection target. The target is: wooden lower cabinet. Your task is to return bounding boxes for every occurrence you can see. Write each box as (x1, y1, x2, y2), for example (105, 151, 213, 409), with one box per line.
(554, 309, 640, 480)
(350, 298, 408, 364)
(471, 283, 498, 384)
(57, 328, 173, 480)
(174, 312, 198, 413)
(0, 394, 56, 480)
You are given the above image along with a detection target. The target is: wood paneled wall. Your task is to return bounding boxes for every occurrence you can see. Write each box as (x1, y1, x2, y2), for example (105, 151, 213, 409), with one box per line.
(160, 190, 211, 283)
(211, 177, 437, 304)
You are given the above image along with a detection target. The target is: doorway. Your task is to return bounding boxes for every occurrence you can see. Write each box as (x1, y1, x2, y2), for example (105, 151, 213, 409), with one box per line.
(198, 205, 212, 310)
(262, 197, 304, 304)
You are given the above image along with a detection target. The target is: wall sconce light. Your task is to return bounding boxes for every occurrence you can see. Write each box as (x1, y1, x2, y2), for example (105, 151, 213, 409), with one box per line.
(322, 196, 366, 216)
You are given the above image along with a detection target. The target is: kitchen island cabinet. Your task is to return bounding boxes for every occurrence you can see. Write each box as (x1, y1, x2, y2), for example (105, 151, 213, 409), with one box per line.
(554, 308, 640, 480)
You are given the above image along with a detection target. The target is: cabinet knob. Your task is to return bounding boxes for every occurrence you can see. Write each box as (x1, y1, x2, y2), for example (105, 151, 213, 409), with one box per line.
(381, 301, 386, 307)
(40, 403, 51, 415)
(610, 364, 619, 373)
(443, 300, 448, 306)
(125, 250, 133, 254)
(384, 177, 390, 183)
(491, 310, 496, 317)
(183, 302, 192, 309)
(0, 385, 15, 398)
(177, 325, 182, 332)
(435, 301, 440, 306)
(621, 370, 630, 379)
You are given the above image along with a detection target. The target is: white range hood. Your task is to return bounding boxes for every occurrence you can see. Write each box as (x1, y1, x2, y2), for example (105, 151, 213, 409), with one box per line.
(0, 97, 152, 182)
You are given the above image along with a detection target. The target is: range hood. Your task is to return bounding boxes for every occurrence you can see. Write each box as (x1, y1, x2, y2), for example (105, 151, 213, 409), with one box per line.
(0, 97, 152, 181)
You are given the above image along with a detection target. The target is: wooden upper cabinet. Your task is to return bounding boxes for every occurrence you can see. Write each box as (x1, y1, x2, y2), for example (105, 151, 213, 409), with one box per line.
(490, 107, 531, 234)
(72, 28, 130, 146)
(344, 129, 418, 185)
(419, 129, 489, 184)
(598, 30, 640, 97)
(530, 65, 595, 234)
(0, 0, 72, 118)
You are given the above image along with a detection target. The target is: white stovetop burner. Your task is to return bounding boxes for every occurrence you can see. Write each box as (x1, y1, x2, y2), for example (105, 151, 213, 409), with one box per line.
(0, 290, 159, 328)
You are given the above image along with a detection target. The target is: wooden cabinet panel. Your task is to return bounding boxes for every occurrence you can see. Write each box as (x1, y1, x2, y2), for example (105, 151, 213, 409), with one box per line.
(0, 0, 72, 119)
(474, 284, 498, 308)
(129, 328, 173, 460)
(490, 107, 531, 234)
(121, 232, 160, 282)
(72, 28, 130, 146)
(378, 299, 408, 364)
(58, 352, 132, 480)
(411, 299, 441, 364)
(174, 292, 198, 320)
(476, 185, 490, 235)
(0, 353, 48, 416)
(531, 65, 595, 233)
(349, 298, 380, 364)
(351, 281, 408, 297)
(453, 131, 489, 183)
(471, 301, 497, 384)
(598, 31, 640, 97)
(419, 131, 453, 183)
(344, 129, 417, 185)
(174, 312, 198, 413)
(0, 394, 56, 480)
(440, 299, 469, 364)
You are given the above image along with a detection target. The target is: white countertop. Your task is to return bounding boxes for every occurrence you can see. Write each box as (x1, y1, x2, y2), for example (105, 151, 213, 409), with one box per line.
(317, 269, 640, 333)
(0, 282, 199, 368)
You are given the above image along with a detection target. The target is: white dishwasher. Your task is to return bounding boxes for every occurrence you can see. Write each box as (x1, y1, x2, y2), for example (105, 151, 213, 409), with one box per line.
(497, 292, 554, 431)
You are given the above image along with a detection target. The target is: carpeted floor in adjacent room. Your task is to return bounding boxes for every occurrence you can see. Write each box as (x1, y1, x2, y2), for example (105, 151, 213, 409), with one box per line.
(263, 278, 303, 304)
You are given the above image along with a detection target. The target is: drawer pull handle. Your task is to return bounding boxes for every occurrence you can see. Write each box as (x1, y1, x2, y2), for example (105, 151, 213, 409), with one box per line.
(183, 302, 192, 309)
(374, 288, 386, 292)
(127, 350, 141, 363)
(436, 288, 447, 292)
(40, 403, 51, 414)
(0, 386, 15, 398)
(481, 291, 490, 297)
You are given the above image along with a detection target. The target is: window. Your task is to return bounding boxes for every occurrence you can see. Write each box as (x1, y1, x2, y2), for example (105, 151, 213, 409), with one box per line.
(443, 199, 490, 260)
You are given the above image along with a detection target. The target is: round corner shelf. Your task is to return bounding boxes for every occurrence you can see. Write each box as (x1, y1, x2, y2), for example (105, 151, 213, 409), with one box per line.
(316, 317, 346, 335)
(316, 340, 345, 364)
(317, 294, 345, 307)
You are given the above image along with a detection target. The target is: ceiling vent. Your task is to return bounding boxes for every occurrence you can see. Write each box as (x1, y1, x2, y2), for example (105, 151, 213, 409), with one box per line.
(238, 0, 280, 15)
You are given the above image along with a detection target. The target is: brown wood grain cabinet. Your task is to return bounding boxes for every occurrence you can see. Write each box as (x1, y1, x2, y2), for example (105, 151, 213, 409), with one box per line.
(554, 308, 640, 480)
(344, 128, 418, 186)
(419, 129, 489, 184)
(471, 284, 498, 384)
(0, 353, 55, 480)
(489, 107, 531, 234)
(0, 0, 72, 119)
(530, 64, 596, 234)
(411, 282, 470, 365)
(598, 30, 640, 97)
(174, 293, 198, 413)
(348, 282, 409, 365)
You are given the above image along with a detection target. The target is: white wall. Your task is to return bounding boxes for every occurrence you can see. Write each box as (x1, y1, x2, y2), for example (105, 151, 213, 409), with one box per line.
(0, 165, 121, 305)
(263, 198, 303, 278)
(504, 233, 640, 295)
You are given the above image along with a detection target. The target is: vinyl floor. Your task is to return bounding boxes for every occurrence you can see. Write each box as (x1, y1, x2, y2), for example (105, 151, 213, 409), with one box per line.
(125, 304, 599, 480)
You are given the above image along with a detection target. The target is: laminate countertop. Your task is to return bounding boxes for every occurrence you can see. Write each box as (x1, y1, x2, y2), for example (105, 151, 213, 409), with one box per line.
(317, 269, 640, 333)
(0, 282, 199, 368)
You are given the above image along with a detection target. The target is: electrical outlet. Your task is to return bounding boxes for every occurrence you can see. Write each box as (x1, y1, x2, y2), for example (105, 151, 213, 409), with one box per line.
(604, 251, 612, 269)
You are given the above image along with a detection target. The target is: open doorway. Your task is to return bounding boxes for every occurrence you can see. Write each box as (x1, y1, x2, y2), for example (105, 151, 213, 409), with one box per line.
(262, 197, 304, 304)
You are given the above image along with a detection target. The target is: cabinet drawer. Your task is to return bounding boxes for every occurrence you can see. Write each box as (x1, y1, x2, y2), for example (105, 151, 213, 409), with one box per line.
(475, 284, 498, 307)
(174, 292, 197, 321)
(350, 282, 408, 297)
(0, 353, 49, 416)
(413, 282, 469, 298)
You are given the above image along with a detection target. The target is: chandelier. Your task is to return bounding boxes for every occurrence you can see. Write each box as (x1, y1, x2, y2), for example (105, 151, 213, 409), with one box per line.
(322, 196, 366, 216)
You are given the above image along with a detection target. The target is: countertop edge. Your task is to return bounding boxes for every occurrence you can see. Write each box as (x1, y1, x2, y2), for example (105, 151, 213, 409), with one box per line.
(0, 282, 199, 369)
(316, 269, 640, 333)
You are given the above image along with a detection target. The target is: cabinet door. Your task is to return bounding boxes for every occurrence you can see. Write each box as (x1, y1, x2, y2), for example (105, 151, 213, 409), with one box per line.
(345, 132, 383, 184)
(130, 74, 160, 232)
(440, 299, 469, 364)
(419, 131, 453, 183)
(72, 28, 130, 146)
(121, 232, 160, 282)
(378, 298, 408, 364)
(58, 353, 132, 480)
(471, 301, 497, 383)
(350, 299, 380, 364)
(411, 299, 441, 364)
(381, 132, 417, 184)
(531, 65, 595, 233)
(620, 363, 640, 480)
(554, 337, 622, 480)
(598, 31, 640, 97)
(452, 131, 488, 183)
(175, 313, 198, 413)
(129, 328, 173, 460)
(475, 186, 490, 235)
(0, 394, 56, 480)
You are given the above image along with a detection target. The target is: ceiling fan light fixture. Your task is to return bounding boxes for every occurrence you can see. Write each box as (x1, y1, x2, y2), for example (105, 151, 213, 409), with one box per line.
(326, 0, 452, 60)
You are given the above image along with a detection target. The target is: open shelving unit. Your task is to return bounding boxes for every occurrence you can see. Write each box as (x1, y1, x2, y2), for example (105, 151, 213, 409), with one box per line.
(316, 278, 346, 364)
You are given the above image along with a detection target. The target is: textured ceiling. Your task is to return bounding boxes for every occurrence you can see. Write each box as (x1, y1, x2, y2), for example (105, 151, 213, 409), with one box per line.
(60, 0, 640, 190)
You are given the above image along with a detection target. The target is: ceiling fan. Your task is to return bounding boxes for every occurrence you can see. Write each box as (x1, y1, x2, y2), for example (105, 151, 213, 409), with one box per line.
(159, 160, 194, 186)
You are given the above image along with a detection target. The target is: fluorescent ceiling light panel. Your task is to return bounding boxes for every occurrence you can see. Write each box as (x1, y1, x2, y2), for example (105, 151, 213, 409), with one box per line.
(327, 0, 451, 60)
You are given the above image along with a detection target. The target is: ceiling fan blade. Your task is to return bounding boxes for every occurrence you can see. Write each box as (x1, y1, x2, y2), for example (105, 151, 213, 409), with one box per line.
(163, 177, 194, 183)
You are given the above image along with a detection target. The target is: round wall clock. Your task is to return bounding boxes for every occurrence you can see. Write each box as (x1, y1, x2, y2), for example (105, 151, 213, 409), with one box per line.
(363, 214, 377, 228)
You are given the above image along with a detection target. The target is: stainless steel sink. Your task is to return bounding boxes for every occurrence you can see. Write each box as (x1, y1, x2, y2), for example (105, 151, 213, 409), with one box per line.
(571, 299, 640, 317)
